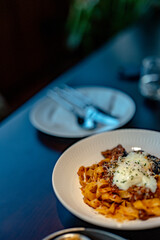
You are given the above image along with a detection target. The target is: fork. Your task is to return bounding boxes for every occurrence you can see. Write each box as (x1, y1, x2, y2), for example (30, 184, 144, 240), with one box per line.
(47, 85, 119, 130)
(47, 89, 97, 130)
(53, 84, 118, 118)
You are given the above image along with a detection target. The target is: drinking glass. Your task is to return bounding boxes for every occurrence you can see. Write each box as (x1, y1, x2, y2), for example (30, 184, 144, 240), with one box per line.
(139, 56, 160, 100)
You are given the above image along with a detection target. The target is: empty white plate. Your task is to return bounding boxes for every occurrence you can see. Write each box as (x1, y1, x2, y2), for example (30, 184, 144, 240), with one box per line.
(30, 86, 136, 138)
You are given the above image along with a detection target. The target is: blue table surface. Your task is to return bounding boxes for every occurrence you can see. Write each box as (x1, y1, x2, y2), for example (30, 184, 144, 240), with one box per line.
(0, 15, 160, 240)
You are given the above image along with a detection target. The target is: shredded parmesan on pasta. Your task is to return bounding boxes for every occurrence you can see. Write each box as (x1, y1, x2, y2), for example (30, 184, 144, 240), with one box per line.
(77, 145, 160, 222)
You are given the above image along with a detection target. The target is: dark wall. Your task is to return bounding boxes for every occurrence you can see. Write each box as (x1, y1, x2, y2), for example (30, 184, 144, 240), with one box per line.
(0, 0, 74, 112)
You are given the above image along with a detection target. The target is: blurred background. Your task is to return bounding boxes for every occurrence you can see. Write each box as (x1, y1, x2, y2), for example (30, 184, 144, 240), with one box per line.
(0, 0, 160, 121)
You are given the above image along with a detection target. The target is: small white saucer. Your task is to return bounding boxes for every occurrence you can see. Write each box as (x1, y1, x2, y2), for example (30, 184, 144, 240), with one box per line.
(30, 86, 136, 138)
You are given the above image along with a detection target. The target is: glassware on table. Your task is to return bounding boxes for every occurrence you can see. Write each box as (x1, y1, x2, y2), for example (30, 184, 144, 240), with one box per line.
(139, 56, 160, 101)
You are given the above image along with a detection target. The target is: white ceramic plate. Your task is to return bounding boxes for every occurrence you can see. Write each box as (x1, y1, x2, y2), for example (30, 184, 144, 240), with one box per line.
(52, 129, 160, 230)
(30, 87, 136, 138)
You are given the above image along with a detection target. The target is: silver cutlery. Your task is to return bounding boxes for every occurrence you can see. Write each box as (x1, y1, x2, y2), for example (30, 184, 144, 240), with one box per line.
(47, 85, 119, 130)
(47, 89, 96, 130)
(56, 84, 118, 118)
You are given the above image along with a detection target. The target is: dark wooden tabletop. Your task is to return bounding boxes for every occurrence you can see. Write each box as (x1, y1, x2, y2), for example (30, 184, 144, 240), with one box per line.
(1, 14, 160, 240)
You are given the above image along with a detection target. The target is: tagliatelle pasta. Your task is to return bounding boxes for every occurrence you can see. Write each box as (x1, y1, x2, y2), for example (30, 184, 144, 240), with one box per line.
(77, 145, 160, 222)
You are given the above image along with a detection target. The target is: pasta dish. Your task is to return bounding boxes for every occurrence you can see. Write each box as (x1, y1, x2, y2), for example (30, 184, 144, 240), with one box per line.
(77, 145, 160, 222)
